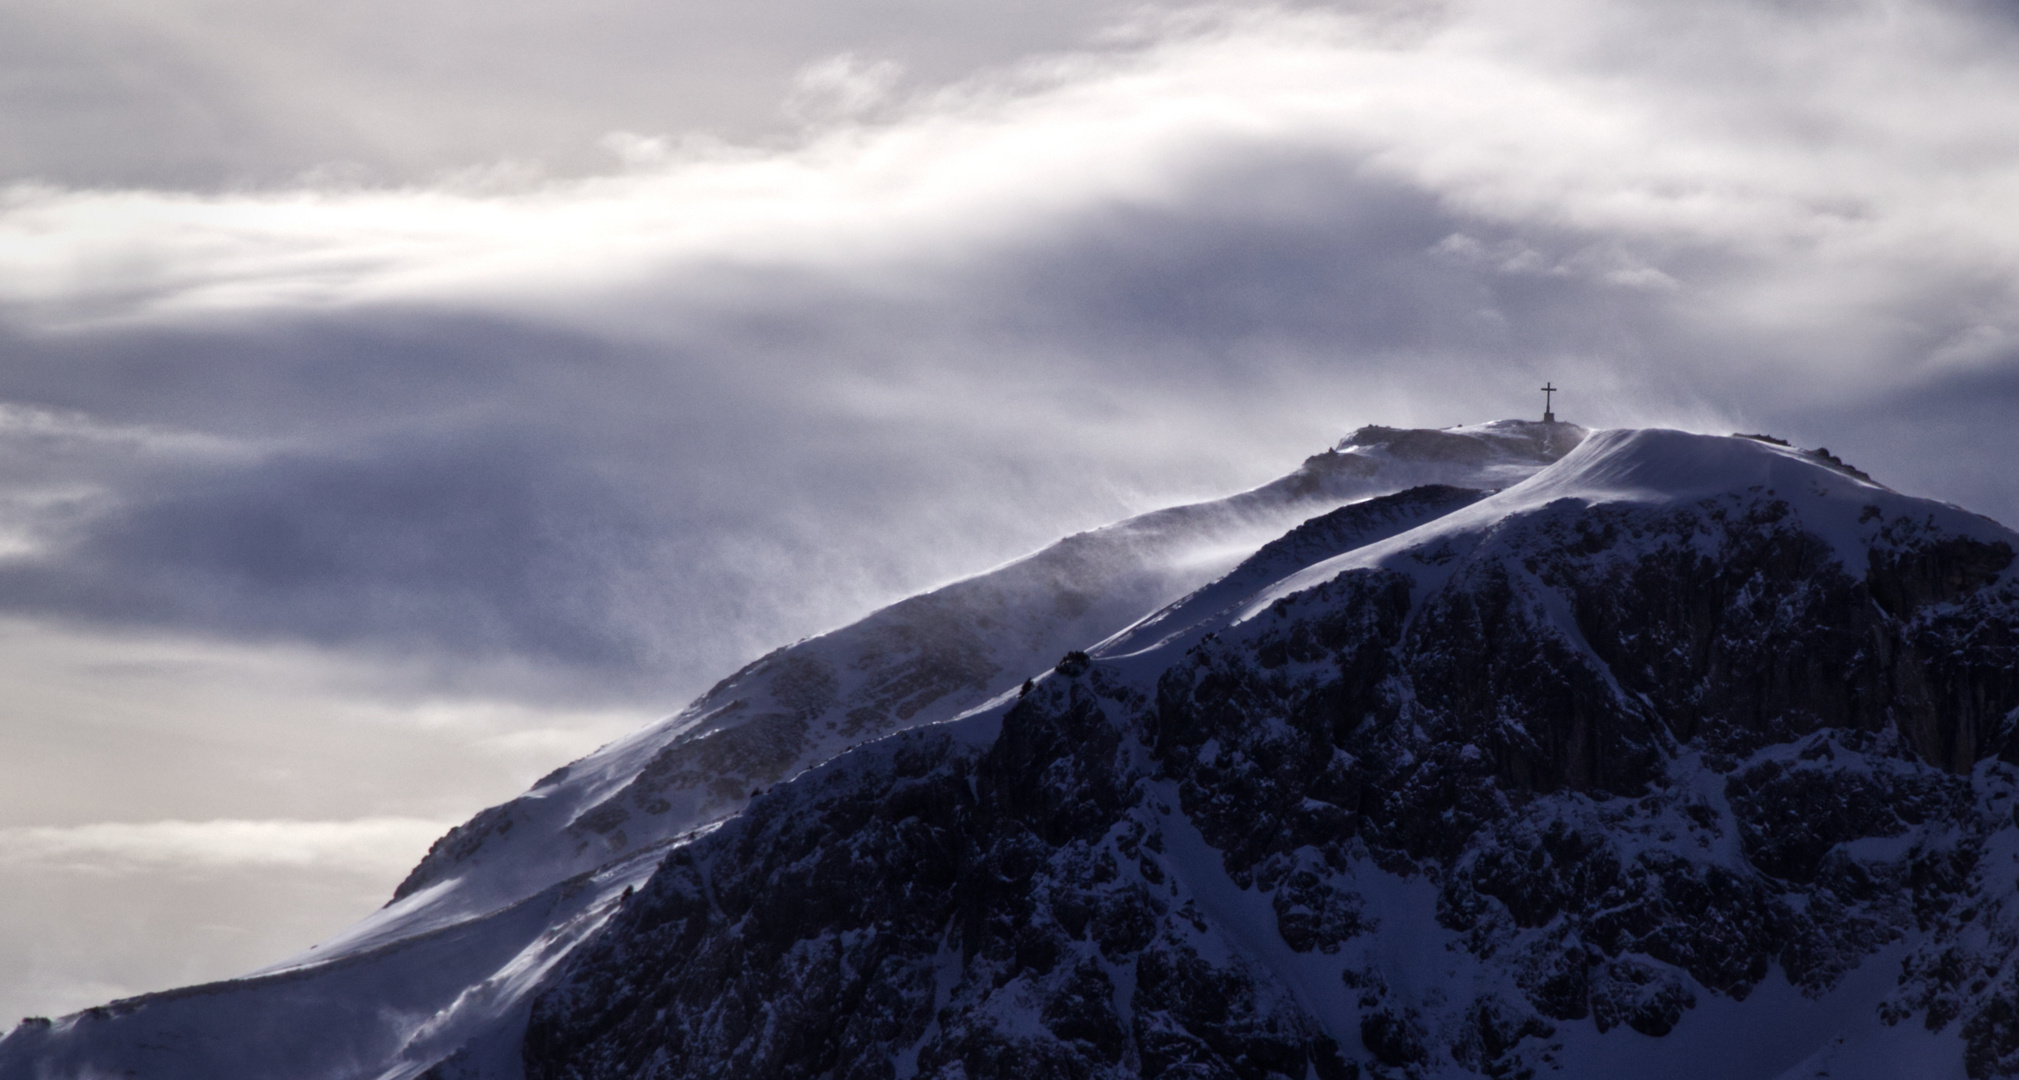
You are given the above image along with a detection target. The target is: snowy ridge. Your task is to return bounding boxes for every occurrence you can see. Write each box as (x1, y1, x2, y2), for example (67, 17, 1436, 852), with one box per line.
(17, 422, 2019, 1079)
(1246, 427, 2010, 623)
(21, 424, 2016, 1078)
(386, 419, 1587, 921)
(1095, 484, 1492, 660)
(0, 420, 1584, 1080)
(517, 427, 2019, 1079)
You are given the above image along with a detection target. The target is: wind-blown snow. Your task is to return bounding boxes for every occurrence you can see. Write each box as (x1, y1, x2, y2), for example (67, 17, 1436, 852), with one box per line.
(0, 420, 1582, 1079)
(20, 421, 1998, 1079)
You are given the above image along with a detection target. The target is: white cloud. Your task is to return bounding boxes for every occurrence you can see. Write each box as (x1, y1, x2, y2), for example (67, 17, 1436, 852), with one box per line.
(0, 817, 452, 875)
(1, 0, 2014, 677)
(786, 53, 905, 123)
(0, 0, 2010, 395)
(1, 0, 2016, 704)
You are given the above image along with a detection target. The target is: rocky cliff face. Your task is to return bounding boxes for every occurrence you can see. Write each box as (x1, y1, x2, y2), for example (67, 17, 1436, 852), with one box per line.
(520, 430, 2019, 1080)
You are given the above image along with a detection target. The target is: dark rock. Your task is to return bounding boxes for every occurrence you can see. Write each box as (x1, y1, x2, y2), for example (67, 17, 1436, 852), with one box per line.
(520, 444, 2019, 1080)
(1588, 958, 1695, 1037)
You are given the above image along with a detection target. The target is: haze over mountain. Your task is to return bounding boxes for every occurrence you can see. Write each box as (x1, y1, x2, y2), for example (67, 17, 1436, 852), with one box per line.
(7, 420, 2019, 1080)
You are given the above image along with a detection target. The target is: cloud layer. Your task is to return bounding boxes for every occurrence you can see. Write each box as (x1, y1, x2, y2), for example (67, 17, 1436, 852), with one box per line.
(4, 1, 2017, 705)
(0, 816, 450, 873)
(0, 815, 453, 1024)
(0, 0, 1139, 188)
(4, 0, 2019, 1019)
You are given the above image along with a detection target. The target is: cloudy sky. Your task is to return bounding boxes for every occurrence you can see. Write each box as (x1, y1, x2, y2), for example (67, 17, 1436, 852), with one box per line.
(3, 0, 2018, 1021)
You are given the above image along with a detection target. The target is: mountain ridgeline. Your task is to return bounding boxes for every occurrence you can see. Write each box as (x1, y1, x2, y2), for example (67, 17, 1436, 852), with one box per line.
(9, 422, 2019, 1080)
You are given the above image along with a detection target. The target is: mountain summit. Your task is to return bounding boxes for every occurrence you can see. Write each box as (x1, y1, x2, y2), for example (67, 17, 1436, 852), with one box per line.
(10, 422, 2019, 1080)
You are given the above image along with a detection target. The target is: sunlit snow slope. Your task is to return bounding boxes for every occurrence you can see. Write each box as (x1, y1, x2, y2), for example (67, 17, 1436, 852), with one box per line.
(0, 420, 1585, 1080)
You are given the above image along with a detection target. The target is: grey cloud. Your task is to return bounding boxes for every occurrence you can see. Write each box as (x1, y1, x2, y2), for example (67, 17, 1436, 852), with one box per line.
(0, 426, 661, 670)
(1802, 365, 2019, 530)
(0, 189, 1701, 704)
(5, 125, 2016, 709)
(0, 0, 1154, 189)
(0, 168, 1524, 701)
(0, 315, 620, 438)
(0, 0, 2015, 711)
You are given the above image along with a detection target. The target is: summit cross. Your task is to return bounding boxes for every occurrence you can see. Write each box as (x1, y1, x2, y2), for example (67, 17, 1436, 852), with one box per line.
(1540, 382, 1558, 424)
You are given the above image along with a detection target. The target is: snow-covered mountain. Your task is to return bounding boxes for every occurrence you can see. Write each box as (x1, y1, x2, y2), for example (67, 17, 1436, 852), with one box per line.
(14, 422, 2019, 1079)
(511, 428, 2019, 1080)
(0, 420, 1587, 1080)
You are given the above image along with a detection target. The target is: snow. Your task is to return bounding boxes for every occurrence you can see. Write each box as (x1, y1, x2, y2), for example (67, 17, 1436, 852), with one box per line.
(14, 420, 2007, 1080)
(377, 419, 1580, 941)
(1152, 780, 1383, 1052)
(2, 420, 1567, 1077)
(1548, 942, 1962, 1080)
(1241, 427, 2013, 623)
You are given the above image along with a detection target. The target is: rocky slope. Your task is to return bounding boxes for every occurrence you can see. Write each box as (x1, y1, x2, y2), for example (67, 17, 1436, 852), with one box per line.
(388, 420, 1579, 918)
(0, 420, 1583, 1080)
(17, 423, 2018, 1079)
(520, 428, 2019, 1080)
